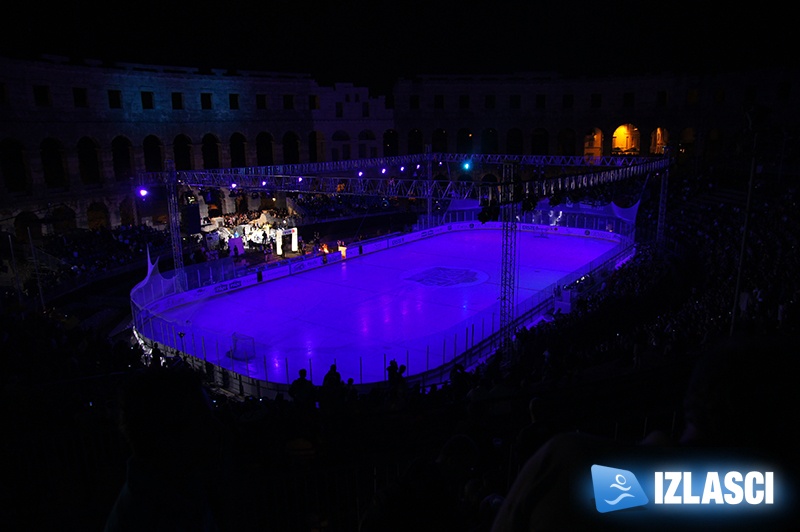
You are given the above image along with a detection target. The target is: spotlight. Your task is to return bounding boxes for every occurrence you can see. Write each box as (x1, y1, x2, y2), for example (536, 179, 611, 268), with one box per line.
(231, 183, 237, 189)
(138, 188, 148, 198)
(463, 161, 471, 170)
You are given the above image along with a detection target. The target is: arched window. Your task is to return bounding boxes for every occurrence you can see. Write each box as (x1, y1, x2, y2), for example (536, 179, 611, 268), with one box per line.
(383, 130, 399, 156)
(111, 136, 134, 181)
(202, 134, 220, 169)
(41, 138, 68, 188)
(77, 137, 102, 185)
(556, 129, 577, 156)
(143, 135, 164, 172)
(308, 131, 325, 163)
(456, 129, 473, 153)
(256, 132, 274, 166)
(506, 129, 523, 155)
(531, 129, 548, 155)
(611, 124, 640, 155)
(481, 128, 498, 154)
(432, 129, 448, 153)
(230, 132, 247, 167)
(282, 131, 300, 164)
(87, 201, 110, 230)
(173, 135, 193, 171)
(408, 129, 424, 154)
(0, 138, 30, 193)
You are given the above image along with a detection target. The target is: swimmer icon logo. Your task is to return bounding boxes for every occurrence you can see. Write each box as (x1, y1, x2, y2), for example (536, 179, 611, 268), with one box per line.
(591, 464, 649, 513)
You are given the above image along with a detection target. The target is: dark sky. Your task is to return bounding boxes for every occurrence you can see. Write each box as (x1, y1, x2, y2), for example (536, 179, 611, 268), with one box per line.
(1, 1, 787, 94)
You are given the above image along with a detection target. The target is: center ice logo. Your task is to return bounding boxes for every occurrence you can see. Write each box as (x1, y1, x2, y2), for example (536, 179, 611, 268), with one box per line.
(591, 464, 649, 513)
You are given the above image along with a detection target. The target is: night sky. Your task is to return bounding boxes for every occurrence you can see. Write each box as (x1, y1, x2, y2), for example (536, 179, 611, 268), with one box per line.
(1, 1, 787, 94)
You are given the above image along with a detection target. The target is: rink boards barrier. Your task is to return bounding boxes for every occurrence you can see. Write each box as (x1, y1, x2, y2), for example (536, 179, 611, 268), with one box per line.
(131, 215, 634, 397)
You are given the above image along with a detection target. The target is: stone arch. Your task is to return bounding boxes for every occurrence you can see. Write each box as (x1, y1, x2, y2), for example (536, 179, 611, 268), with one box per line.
(456, 129, 474, 154)
(583, 127, 604, 157)
(119, 196, 137, 226)
(282, 131, 301, 164)
(0, 138, 30, 193)
(230, 132, 247, 168)
(677, 127, 696, 163)
(256, 132, 274, 166)
(173, 134, 193, 171)
(332, 130, 351, 161)
(77, 136, 103, 185)
(611, 123, 641, 155)
(51, 204, 77, 234)
(357, 129, 377, 159)
(111, 136, 134, 181)
(383, 129, 399, 156)
(202, 133, 221, 169)
(506, 128, 524, 155)
(432, 129, 448, 152)
(41, 137, 68, 188)
(531, 128, 549, 155)
(649, 127, 669, 155)
(143, 135, 164, 172)
(15, 211, 41, 241)
(87, 201, 110, 230)
(556, 129, 577, 156)
(308, 131, 325, 163)
(481, 128, 498, 154)
(407, 129, 424, 154)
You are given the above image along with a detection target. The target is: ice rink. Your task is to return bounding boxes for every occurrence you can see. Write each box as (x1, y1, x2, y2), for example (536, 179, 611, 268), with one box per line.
(152, 228, 621, 385)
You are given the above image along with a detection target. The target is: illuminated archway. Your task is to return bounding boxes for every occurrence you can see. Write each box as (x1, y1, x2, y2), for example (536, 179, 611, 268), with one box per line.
(611, 124, 640, 155)
(583, 127, 603, 157)
(649, 127, 669, 154)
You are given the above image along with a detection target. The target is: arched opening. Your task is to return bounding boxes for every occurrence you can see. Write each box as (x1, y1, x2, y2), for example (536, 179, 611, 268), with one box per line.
(230, 132, 247, 168)
(332, 130, 351, 162)
(531, 129, 548, 155)
(480, 128, 498, 154)
(87, 201, 110, 230)
(256, 132, 274, 166)
(41, 138, 68, 189)
(0, 138, 29, 193)
(649, 127, 669, 155)
(556, 129, 577, 156)
(383, 129, 399, 156)
(119, 196, 136, 226)
(357, 129, 377, 159)
(506, 128, 524, 155)
(583, 127, 603, 157)
(677, 128, 696, 164)
(308, 131, 325, 163)
(611, 123, 641, 155)
(456, 129, 474, 153)
(202, 134, 221, 169)
(282, 131, 300, 164)
(77, 137, 103, 185)
(111, 136, 134, 181)
(51, 205, 77, 234)
(143, 135, 164, 172)
(173, 134, 193, 171)
(15, 211, 41, 241)
(407, 129, 424, 154)
(432, 129, 448, 153)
